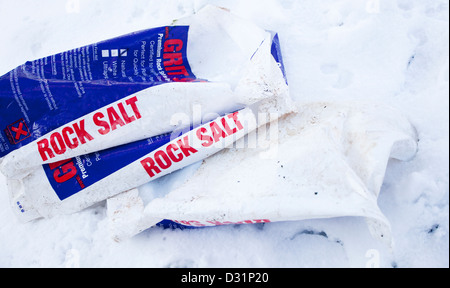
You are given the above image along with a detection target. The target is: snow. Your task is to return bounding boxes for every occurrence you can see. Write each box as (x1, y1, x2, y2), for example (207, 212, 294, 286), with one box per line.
(0, 0, 448, 268)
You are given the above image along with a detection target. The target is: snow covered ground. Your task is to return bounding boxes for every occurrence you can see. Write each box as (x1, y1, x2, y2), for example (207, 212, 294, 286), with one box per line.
(0, 0, 448, 268)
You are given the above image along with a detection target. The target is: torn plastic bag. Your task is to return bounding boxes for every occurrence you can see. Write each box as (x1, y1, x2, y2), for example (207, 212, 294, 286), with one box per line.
(0, 5, 290, 179)
(106, 101, 418, 246)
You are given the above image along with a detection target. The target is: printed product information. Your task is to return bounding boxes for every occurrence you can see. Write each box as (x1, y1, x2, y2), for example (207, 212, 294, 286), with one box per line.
(0, 26, 195, 158)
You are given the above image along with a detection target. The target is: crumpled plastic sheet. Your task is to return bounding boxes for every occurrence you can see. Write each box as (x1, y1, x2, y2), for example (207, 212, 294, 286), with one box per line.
(107, 100, 418, 248)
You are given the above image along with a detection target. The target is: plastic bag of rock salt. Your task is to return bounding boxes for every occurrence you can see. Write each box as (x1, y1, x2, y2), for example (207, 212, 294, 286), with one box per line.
(3, 6, 294, 222)
(0, 5, 291, 179)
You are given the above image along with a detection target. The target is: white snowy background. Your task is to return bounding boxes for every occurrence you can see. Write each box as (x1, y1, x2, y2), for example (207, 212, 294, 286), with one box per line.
(0, 0, 448, 268)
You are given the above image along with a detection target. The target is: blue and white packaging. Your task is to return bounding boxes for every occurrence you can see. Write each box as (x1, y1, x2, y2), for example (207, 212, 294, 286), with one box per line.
(1, 6, 294, 222)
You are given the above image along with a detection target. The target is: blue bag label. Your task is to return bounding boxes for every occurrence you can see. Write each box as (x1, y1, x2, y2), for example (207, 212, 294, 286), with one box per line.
(0, 26, 196, 158)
